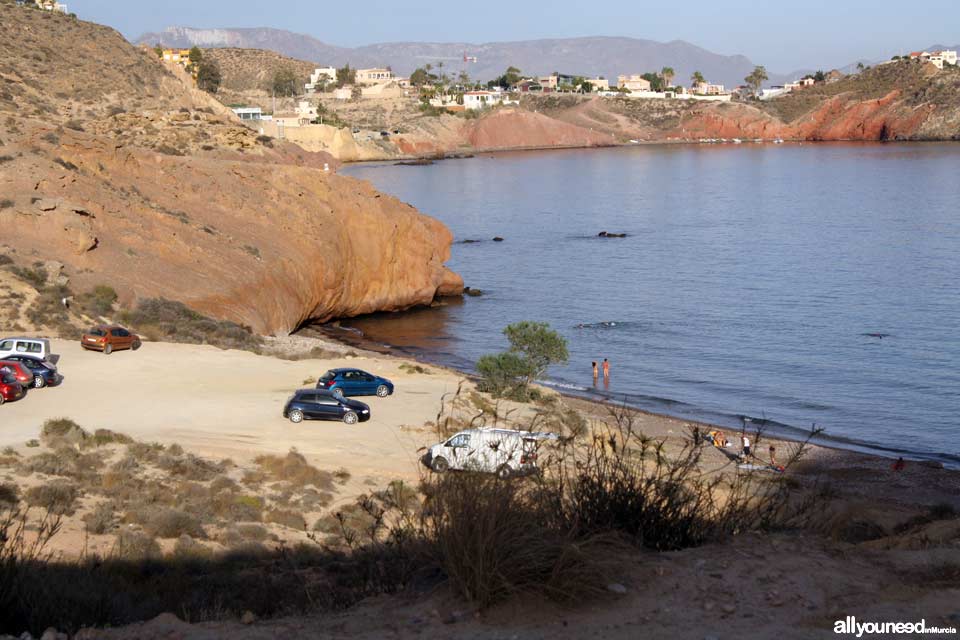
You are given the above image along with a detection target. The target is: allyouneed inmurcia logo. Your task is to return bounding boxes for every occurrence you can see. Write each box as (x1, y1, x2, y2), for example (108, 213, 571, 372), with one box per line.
(834, 616, 957, 637)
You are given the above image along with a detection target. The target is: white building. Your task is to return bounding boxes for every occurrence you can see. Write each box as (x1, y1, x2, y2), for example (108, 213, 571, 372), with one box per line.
(355, 68, 394, 85)
(928, 50, 958, 69)
(759, 86, 790, 101)
(305, 67, 337, 91)
(463, 91, 509, 110)
(618, 74, 652, 92)
(34, 0, 68, 12)
(232, 107, 263, 121)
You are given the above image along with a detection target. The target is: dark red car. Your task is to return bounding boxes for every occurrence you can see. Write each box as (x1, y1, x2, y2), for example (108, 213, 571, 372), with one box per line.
(0, 369, 24, 405)
(0, 361, 33, 388)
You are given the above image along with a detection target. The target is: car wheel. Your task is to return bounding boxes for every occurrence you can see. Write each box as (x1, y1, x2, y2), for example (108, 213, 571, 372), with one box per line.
(132, 340, 142, 351)
(496, 465, 513, 480)
(33, 376, 46, 389)
(332, 388, 344, 398)
(376, 385, 390, 398)
(289, 410, 304, 423)
(104, 344, 113, 355)
(0, 395, 5, 406)
(431, 456, 449, 473)
(343, 411, 358, 425)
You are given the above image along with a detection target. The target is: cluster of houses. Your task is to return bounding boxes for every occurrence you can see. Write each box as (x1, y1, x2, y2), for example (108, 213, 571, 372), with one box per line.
(906, 50, 958, 69)
(304, 67, 411, 100)
(15, 0, 68, 12)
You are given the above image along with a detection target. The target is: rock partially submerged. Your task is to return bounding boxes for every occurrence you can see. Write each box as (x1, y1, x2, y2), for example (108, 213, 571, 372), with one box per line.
(598, 231, 628, 238)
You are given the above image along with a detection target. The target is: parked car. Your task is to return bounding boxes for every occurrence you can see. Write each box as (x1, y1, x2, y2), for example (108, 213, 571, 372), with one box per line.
(0, 337, 56, 363)
(283, 389, 371, 425)
(0, 355, 62, 388)
(0, 361, 34, 389)
(421, 428, 558, 479)
(0, 370, 24, 405)
(81, 325, 141, 354)
(316, 368, 394, 398)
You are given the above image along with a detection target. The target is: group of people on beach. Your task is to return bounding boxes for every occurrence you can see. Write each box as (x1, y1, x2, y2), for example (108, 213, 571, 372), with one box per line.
(591, 359, 610, 386)
(705, 429, 780, 468)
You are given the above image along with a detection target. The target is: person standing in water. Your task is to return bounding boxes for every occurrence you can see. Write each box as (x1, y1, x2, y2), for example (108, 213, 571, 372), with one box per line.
(592, 361, 599, 384)
(602, 358, 610, 381)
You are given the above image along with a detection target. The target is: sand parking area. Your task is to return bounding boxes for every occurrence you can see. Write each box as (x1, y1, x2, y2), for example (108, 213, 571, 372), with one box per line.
(1, 339, 466, 489)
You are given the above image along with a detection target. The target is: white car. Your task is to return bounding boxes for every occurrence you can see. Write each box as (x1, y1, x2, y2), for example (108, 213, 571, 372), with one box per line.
(423, 428, 558, 479)
(0, 337, 57, 364)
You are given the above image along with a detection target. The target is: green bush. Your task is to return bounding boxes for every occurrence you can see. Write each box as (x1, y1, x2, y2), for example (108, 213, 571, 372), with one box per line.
(477, 322, 568, 400)
(476, 351, 535, 399)
(120, 298, 263, 353)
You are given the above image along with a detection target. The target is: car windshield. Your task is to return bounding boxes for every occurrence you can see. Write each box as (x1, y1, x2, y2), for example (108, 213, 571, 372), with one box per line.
(89, 328, 106, 336)
(319, 371, 335, 381)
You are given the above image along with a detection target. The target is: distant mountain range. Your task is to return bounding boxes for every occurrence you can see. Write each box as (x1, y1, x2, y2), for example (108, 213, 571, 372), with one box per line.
(137, 27, 799, 88)
(137, 27, 958, 89)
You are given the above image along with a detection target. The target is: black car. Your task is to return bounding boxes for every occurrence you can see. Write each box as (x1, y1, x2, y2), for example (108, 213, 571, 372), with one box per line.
(283, 389, 370, 425)
(1, 355, 61, 388)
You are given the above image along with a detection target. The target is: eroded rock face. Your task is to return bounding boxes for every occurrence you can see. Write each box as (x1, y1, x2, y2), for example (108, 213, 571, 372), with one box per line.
(1, 125, 461, 335)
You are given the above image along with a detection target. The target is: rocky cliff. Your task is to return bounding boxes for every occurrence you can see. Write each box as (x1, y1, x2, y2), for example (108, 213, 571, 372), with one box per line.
(0, 7, 461, 335)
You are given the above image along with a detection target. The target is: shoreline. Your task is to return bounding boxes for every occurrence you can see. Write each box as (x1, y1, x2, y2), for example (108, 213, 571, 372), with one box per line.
(304, 321, 958, 471)
(336, 137, 960, 166)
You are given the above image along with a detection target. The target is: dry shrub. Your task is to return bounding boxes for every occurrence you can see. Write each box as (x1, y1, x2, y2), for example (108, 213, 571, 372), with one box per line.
(254, 450, 334, 491)
(212, 493, 263, 523)
(236, 523, 269, 542)
(126, 441, 164, 464)
(126, 506, 203, 539)
(265, 509, 306, 531)
(173, 535, 213, 561)
(88, 429, 134, 448)
(156, 451, 223, 482)
(424, 473, 618, 607)
(112, 530, 161, 561)
(210, 475, 240, 494)
(0, 483, 19, 506)
(83, 501, 116, 534)
(120, 298, 263, 353)
(20, 447, 105, 484)
(25, 481, 80, 516)
(40, 418, 89, 449)
(333, 468, 351, 485)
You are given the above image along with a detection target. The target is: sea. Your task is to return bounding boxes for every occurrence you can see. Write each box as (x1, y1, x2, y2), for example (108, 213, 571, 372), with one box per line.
(335, 143, 960, 468)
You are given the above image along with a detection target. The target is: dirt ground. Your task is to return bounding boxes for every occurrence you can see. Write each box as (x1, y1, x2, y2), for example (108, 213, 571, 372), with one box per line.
(3, 338, 959, 639)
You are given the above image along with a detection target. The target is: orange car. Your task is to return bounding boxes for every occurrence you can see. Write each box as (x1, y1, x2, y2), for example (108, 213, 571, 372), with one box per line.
(80, 325, 141, 355)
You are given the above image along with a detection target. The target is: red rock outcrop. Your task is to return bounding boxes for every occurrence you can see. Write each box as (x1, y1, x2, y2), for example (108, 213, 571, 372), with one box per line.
(2, 123, 462, 336)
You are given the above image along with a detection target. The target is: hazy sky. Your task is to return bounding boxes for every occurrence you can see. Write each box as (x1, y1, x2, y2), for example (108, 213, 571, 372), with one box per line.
(77, 0, 956, 72)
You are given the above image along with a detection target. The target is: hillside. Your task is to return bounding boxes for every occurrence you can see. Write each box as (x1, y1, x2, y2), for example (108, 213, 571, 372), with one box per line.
(0, 6, 461, 335)
(204, 47, 316, 94)
(138, 27, 776, 88)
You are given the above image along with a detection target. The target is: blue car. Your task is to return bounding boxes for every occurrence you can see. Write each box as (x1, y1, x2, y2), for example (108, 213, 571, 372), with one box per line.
(283, 389, 371, 425)
(316, 368, 394, 398)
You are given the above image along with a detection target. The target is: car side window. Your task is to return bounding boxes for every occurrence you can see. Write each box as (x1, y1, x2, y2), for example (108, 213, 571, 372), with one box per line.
(111, 329, 121, 337)
(119, 329, 130, 337)
(448, 434, 471, 448)
(298, 393, 317, 403)
(15, 342, 28, 352)
(27, 343, 41, 354)
(0, 341, 11, 351)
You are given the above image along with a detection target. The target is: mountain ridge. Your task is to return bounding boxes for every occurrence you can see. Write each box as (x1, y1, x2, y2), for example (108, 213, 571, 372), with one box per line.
(136, 27, 795, 88)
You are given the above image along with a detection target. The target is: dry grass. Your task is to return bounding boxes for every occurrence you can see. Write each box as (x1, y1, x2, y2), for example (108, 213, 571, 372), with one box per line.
(254, 450, 334, 491)
(264, 508, 306, 531)
(24, 481, 80, 516)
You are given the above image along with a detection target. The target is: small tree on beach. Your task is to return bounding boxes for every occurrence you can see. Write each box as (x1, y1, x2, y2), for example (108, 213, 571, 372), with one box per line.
(477, 322, 568, 400)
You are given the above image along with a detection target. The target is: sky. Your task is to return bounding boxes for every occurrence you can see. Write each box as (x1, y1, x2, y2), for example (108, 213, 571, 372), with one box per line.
(76, 0, 957, 73)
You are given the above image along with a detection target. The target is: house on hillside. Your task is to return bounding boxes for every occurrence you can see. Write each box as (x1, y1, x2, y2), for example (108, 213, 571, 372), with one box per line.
(305, 67, 337, 92)
(162, 49, 192, 65)
(232, 107, 263, 121)
(33, 0, 68, 12)
(693, 81, 726, 95)
(617, 75, 652, 92)
(910, 50, 958, 69)
(355, 68, 395, 85)
(462, 90, 517, 110)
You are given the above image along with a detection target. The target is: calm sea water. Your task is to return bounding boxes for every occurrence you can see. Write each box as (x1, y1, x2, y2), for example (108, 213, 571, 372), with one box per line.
(339, 144, 960, 466)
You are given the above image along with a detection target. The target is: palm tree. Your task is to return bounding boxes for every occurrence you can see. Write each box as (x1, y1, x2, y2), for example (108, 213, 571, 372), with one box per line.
(744, 65, 768, 96)
(691, 70, 706, 91)
(661, 66, 675, 88)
